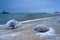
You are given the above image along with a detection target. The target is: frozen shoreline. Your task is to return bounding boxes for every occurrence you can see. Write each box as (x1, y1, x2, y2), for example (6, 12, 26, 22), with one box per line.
(0, 16, 60, 40)
(0, 17, 54, 27)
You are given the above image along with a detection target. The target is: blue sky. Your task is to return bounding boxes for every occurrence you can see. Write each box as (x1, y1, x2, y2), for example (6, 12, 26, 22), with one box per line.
(0, 0, 60, 13)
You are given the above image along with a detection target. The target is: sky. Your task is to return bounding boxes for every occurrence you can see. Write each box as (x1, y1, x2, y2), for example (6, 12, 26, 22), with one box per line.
(0, 0, 60, 13)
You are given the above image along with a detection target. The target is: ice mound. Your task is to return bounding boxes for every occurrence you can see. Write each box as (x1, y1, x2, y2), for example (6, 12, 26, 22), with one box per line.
(33, 24, 49, 32)
(33, 24, 56, 40)
(5, 19, 20, 29)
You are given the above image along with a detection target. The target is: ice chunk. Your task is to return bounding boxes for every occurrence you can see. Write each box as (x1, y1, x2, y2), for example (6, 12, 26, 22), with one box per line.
(5, 19, 20, 29)
(33, 24, 49, 32)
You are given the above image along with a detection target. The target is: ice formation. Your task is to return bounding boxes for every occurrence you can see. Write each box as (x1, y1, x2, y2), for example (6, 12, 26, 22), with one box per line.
(5, 19, 20, 29)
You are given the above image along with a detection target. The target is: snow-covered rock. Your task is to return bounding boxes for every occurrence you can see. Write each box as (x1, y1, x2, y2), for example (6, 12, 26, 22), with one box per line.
(5, 19, 20, 29)
(33, 24, 56, 40)
(36, 25, 56, 40)
(33, 24, 49, 32)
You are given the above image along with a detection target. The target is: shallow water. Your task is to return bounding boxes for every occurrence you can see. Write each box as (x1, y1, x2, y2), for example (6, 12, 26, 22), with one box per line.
(0, 13, 60, 24)
(0, 13, 28, 24)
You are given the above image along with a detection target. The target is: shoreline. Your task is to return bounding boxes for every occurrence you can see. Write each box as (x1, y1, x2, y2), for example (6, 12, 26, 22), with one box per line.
(0, 16, 60, 40)
(0, 16, 54, 27)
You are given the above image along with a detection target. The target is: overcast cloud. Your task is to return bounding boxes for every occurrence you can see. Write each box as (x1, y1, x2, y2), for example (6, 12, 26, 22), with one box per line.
(0, 0, 60, 13)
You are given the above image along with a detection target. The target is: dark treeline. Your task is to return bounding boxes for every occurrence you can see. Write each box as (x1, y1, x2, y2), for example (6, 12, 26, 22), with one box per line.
(0, 10, 9, 14)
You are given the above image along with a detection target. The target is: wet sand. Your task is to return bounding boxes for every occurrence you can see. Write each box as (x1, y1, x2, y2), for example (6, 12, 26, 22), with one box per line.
(0, 16, 60, 40)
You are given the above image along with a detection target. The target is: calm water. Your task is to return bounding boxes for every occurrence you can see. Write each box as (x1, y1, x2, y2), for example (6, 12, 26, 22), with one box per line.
(0, 13, 29, 24)
(0, 13, 60, 24)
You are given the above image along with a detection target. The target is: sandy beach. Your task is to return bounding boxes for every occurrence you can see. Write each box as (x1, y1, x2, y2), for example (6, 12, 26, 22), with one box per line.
(0, 16, 60, 40)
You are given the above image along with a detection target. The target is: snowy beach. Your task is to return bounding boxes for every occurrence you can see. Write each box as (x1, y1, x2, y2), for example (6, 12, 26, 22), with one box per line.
(0, 16, 60, 40)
